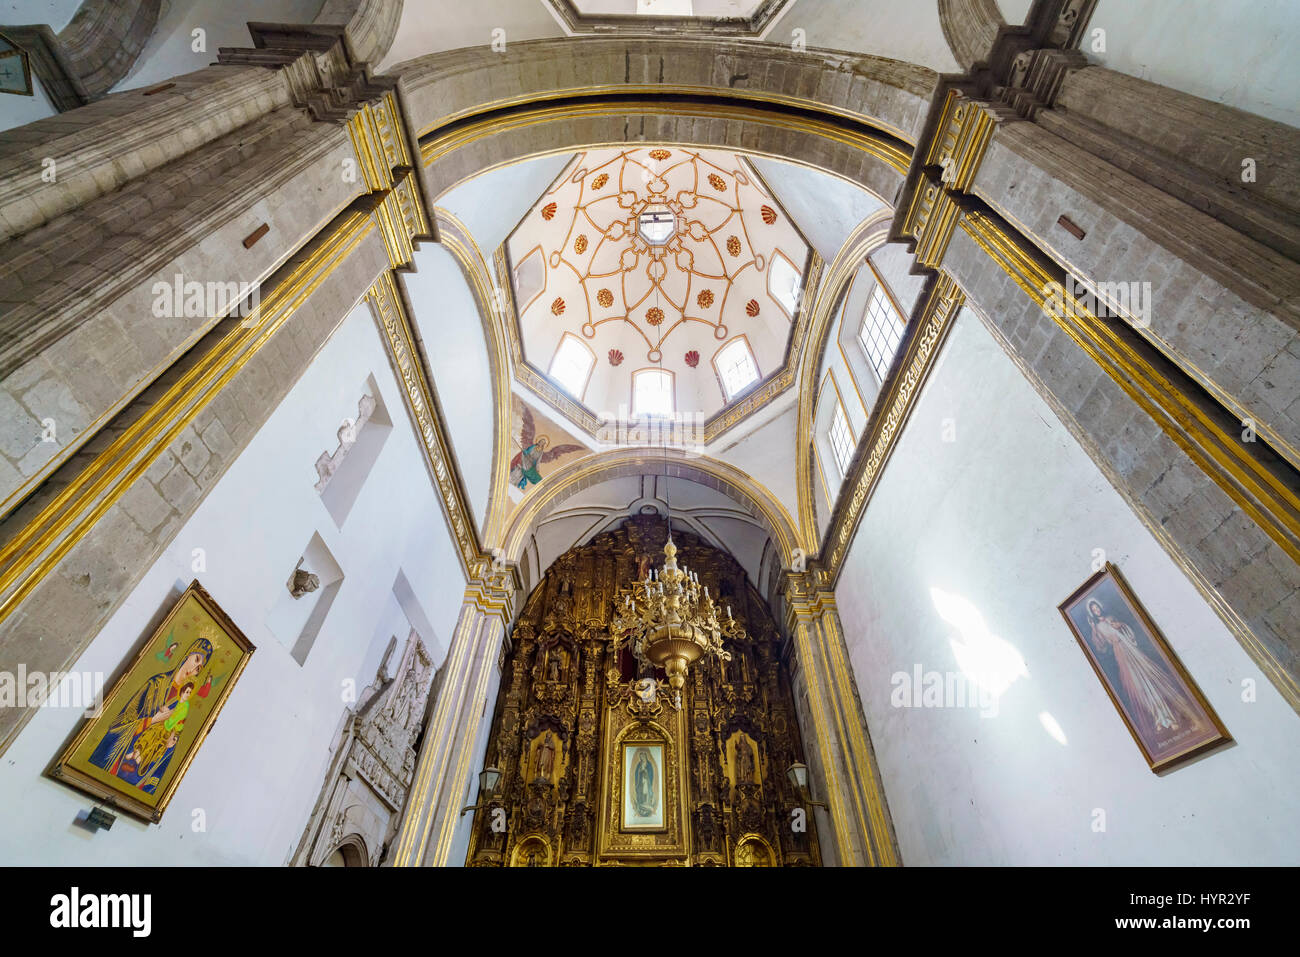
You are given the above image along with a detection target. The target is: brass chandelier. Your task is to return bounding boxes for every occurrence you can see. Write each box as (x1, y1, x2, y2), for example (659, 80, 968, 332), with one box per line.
(612, 533, 745, 709)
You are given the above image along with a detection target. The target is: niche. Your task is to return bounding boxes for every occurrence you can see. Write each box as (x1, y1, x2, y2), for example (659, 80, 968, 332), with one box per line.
(267, 532, 345, 665)
(315, 375, 393, 527)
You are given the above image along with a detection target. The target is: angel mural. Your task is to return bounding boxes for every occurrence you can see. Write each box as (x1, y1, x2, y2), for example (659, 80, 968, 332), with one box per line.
(510, 405, 583, 490)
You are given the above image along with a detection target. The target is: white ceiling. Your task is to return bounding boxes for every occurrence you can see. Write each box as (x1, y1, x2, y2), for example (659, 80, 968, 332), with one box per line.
(379, 0, 961, 73)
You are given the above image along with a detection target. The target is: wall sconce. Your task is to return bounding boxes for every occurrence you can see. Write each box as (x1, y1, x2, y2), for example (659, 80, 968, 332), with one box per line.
(459, 766, 503, 817)
(786, 762, 827, 810)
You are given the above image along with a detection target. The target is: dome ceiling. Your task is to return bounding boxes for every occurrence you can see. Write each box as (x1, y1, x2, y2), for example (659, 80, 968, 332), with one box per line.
(506, 146, 812, 424)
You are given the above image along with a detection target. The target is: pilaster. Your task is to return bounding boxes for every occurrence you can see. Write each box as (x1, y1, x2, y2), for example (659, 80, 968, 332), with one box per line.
(783, 569, 899, 866)
(391, 562, 521, 867)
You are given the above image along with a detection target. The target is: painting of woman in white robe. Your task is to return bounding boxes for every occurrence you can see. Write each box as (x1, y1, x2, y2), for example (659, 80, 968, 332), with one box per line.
(1061, 564, 1229, 771)
(622, 743, 664, 830)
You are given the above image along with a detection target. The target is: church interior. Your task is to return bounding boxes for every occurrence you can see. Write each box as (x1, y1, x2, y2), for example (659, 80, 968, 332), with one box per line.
(0, 0, 1296, 872)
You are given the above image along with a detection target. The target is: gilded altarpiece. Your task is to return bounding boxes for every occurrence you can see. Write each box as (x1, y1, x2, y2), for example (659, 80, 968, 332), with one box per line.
(466, 516, 820, 866)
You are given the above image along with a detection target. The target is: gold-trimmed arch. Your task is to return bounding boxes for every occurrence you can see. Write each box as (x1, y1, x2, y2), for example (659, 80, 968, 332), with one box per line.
(502, 448, 802, 567)
(430, 207, 514, 545)
(794, 209, 895, 548)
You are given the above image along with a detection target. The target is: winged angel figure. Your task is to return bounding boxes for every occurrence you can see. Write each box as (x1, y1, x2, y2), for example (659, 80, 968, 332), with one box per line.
(509, 405, 583, 489)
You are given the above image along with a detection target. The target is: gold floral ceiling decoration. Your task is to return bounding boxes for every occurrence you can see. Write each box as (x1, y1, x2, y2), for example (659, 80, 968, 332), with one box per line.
(507, 147, 812, 422)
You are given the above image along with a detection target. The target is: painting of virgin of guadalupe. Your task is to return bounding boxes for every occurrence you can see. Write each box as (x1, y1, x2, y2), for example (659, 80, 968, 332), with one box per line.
(621, 743, 664, 830)
(49, 580, 254, 821)
(1060, 564, 1230, 772)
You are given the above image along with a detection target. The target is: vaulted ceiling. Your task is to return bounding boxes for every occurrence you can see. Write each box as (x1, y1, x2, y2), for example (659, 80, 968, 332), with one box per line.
(507, 147, 811, 422)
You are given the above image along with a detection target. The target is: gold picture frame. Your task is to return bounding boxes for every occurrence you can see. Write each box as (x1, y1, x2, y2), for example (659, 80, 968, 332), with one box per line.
(1059, 563, 1230, 772)
(48, 580, 255, 822)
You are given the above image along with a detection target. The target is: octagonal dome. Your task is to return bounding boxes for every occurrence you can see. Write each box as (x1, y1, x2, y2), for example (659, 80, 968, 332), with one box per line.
(507, 147, 812, 423)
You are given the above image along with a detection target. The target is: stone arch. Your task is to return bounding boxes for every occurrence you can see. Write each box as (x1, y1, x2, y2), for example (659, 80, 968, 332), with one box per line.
(502, 449, 802, 568)
(937, 0, 1006, 72)
(322, 833, 370, 866)
(315, 0, 404, 66)
(795, 209, 895, 546)
(397, 37, 936, 201)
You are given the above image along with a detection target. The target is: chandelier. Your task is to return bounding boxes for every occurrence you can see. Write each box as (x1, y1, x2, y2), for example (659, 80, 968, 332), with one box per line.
(612, 534, 745, 709)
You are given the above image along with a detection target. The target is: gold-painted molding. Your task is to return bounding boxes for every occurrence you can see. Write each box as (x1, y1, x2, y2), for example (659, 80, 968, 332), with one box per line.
(392, 566, 518, 867)
(784, 572, 899, 866)
(821, 272, 966, 578)
(924, 90, 1000, 192)
(901, 177, 962, 271)
(960, 210, 1300, 564)
(959, 209, 1300, 711)
(795, 210, 895, 549)
(431, 208, 513, 546)
(0, 209, 379, 634)
(367, 270, 485, 575)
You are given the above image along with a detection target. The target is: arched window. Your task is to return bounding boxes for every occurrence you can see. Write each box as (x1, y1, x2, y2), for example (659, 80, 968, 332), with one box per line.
(714, 337, 760, 399)
(858, 281, 906, 381)
(828, 400, 854, 475)
(768, 250, 803, 318)
(632, 368, 675, 416)
(549, 333, 595, 399)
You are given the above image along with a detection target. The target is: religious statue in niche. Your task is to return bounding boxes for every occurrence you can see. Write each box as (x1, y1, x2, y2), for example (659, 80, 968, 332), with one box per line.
(509, 404, 583, 490)
(536, 731, 559, 782)
(48, 581, 255, 822)
(1058, 563, 1230, 772)
(734, 736, 756, 785)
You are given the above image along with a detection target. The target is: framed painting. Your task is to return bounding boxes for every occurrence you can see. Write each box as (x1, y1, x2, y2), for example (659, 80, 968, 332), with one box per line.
(1059, 563, 1230, 772)
(621, 742, 665, 831)
(0, 34, 33, 96)
(49, 580, 255, 822)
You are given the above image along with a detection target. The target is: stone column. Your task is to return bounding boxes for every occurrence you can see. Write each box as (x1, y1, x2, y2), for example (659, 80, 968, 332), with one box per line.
(783, 570, 899, 866)
(390, 563, 519, 867)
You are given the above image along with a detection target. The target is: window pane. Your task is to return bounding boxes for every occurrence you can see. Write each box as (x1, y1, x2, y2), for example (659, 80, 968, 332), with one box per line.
(717, 339, 758, 398)
(857, 283, 905, 381)
(769, 255, 802, 316)
(634, 369, 674, 416)
(550, 337, 593, 398)
(829, 401, 854, 475)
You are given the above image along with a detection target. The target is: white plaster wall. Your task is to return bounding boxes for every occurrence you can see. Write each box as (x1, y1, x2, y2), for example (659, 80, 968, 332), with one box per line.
(835, 307, 1300, 865)
(1, 0, 80, 30)
(0, 0, 81, 131)
(403, 244, 495, 534)
(113, 0, 325, 92)
(996, 0, 1033, 26)
(769, 0, 960, 73)
(712, 400, 800, 530)
(381, 0, 563, 73)
(749, 156, 886, 263)
(0, 71, 58, 130)
(0, 300, 466, 865)
(1089, 0, 1300, 128)
(434, 153, 574, 252)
